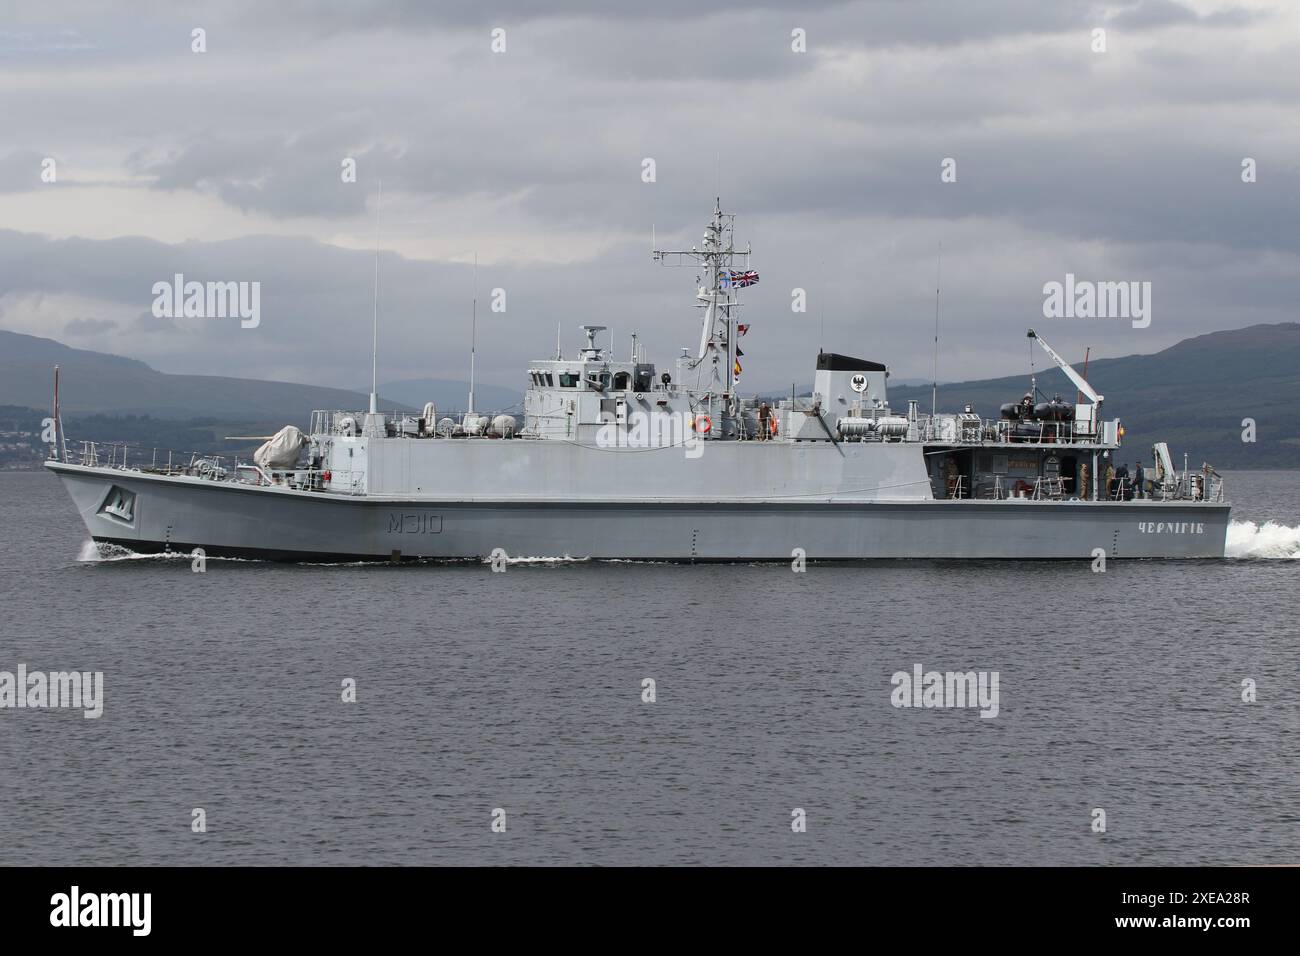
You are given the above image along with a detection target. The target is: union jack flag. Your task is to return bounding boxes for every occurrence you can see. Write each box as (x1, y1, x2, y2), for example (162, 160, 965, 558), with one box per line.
(729, 270, 759, 287)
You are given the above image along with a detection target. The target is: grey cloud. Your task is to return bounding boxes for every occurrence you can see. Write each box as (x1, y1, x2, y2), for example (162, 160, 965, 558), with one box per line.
(127, 125, 386, 217)
(63, 317, 117, 336)
(1105, 0, 1198, 28)
(0, 150, 54, 191)
(0, 29, 97, 55)
(132, 311, 182, 335)
(1104, 0, 1264, 29)
(194, 0, 1175, 49)
(0, 0, 1295, 388)
(0, 0, 1275, 248)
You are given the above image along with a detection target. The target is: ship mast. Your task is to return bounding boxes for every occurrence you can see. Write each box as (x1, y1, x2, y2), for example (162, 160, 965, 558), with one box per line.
(652, 198, 751, 413)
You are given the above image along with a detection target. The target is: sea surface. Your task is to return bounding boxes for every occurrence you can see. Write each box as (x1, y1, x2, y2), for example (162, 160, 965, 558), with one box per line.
(1, 470, 1297, 866)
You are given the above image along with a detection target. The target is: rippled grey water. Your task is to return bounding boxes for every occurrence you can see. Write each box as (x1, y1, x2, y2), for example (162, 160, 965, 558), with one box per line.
(1, 470, 1296, 865)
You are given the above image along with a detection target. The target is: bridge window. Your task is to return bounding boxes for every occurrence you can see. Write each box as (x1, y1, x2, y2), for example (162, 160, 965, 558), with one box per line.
(559, 373, 581, 388)
(613, 371, 630, 390)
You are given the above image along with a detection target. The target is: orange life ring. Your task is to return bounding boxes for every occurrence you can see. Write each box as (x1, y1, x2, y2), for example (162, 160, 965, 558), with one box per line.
(768, 417, 778, 436)
(694, 415, 712, 434)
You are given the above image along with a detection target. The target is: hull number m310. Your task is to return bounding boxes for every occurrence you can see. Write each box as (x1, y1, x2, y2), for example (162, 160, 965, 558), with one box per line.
(387, 513, 443, 534)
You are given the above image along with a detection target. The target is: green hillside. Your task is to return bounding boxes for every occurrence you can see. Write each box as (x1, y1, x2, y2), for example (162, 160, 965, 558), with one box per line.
(0, 329, 414, 422)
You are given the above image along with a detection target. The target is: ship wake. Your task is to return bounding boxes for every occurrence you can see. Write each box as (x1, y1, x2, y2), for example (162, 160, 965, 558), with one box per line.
(1225, 520, 1300, 559)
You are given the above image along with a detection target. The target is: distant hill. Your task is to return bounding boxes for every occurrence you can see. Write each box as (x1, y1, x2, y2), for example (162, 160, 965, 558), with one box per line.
(0, 329, 415, 423)
(376, 378, 522, 416)
(0, 329, 525, 423)
(889, 377, 941, 389)
(887, 323, 1300, 469)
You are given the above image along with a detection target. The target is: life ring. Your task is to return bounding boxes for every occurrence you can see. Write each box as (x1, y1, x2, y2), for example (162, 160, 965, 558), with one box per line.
(768, 417, 778, 437)
(694, 415, 712, 434)
(1013, 480, 1033, 497)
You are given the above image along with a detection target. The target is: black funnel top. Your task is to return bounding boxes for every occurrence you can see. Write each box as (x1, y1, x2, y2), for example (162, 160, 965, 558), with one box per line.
(816, 352, 887, 372)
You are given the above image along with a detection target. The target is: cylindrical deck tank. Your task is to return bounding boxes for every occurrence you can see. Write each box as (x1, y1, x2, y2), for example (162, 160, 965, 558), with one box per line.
(837, 415, 908, 438)
(1033, 401, 1072, 421)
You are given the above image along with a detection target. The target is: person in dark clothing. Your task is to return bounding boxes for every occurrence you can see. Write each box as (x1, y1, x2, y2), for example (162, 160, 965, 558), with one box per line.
(757, 402, 771, 441)
(1134, 461, 1146, 499)
(1115, 463, 1130, 500)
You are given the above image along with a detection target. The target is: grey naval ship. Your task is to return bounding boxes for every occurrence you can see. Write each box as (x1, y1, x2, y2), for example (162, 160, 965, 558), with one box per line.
(47, 201, 1229, 561)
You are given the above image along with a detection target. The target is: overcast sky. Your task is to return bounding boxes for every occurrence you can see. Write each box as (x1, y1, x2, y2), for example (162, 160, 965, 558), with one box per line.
(1, 0, 1296, 394)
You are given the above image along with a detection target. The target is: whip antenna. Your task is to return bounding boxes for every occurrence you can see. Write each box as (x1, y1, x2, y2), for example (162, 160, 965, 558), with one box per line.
(932, 243, 941, 419)
(369, 180, 382, 415)
(468, 252, 478, 415)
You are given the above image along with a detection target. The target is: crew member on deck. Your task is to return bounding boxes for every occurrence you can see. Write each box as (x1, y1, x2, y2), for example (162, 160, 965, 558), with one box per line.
(1134, 461, 1146, 499)
(944, 458, 961, 498)
(757, 402, 771, 441)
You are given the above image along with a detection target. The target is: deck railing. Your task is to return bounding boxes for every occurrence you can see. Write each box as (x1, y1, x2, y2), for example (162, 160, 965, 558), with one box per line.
(59, 440, 341, 491)
(911, 415, 1100, 446)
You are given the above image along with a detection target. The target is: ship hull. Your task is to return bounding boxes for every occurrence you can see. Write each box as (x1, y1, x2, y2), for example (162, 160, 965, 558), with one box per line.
(48, 461, 1231, 561)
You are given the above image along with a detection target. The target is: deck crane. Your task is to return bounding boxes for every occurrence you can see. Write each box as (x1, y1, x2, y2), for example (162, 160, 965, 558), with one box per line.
(1027, 328, 1117, 500)
(1026, 328, 1107, 438)
(1026, 328, 1102, 405)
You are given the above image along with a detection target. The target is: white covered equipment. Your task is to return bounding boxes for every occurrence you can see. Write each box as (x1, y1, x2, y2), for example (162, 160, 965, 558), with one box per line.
(254, 425, 306, 470)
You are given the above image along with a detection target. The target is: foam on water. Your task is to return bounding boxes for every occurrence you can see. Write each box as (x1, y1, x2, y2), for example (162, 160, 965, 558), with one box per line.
(1224, 520, 1300, 559)
(74, 539, 169, 563)
(75, 540, 253, 563)
(494, 555, 591, 565)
